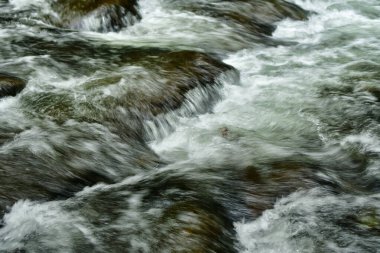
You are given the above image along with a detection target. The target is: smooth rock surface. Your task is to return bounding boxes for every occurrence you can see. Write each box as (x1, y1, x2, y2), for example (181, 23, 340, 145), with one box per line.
(49, 0, 141, 31)
(13, 38, 236, 121)
(0, 73, 26, 98)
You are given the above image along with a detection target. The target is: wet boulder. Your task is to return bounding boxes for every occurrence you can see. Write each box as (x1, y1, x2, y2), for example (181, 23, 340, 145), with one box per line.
(13, 37, 236, 140)
(0, 73, 26, 98)
(17, 39, 236, 121)
(0, 118, 162, 216)
(153, 200, 237, 253)
(102, 50, 235, 116)
(48, 0, 141, 32)
(52, 172, 239, 253)
(242, 157, 319, 217)
(163, 0, 309, 37)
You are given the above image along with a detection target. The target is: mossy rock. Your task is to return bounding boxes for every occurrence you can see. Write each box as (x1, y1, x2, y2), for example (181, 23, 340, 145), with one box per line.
(13, 36, 235, 127)
(48, 0, 141, 32)
(20, 90, 100, 124)
(19, 45, 235, 122)
(154, 200, 237, 252)
(0, 73, 26, 98)
(62, 173, 238, 253)
(355, 209, 380, 231)
(95, 50, 235, 116)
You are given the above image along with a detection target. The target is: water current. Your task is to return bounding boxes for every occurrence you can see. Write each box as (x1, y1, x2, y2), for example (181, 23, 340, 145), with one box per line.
(1, 0, 380, 252)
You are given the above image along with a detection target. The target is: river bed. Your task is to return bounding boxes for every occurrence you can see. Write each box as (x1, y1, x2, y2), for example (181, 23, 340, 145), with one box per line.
(1, 0, 380, 252)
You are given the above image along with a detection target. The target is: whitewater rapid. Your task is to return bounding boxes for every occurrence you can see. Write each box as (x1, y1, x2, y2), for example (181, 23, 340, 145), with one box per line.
(1, 0, 380, 252)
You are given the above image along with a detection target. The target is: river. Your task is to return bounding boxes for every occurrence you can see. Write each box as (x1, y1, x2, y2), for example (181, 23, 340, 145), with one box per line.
(1, 0, 380, 252)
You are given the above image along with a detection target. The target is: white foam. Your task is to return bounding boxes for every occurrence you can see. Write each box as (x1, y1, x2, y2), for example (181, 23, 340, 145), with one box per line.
(9, 0, 51, 12)
(150, 0, 380, 159)
(0, 200, 95, 252)
(2, 0, 380, 251)
(236, 188, 380, 253)
(82, 0, 255, 52)
(275, 0, 380, 46)
(341, 133, 380, 153)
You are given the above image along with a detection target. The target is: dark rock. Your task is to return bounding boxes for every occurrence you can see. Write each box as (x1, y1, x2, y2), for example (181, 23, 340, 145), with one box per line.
(0, 150, 115, 215)
(362, 86, 380, 101)
(220, 127, 230, 138)
(0, 73, 26, 98)
(154, 200, 237, 252)
(58, 172, 238, 253)
(48, 0, 141, 32)
(244, 165, 263, 184)
(242, 157, 319, 217)
(0, 120, 163, 215)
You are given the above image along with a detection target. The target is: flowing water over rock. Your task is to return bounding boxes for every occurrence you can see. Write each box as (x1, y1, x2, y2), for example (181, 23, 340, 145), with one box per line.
(1, 0, 380, 252)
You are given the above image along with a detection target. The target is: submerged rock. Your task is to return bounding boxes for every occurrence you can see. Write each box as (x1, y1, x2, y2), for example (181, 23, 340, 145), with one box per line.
(361, 85, 380, 101)
(48, 0, 141, 32)
(162, 0, 309, 37)
(154, 200, 237, 252)
(242, 157, 319, 217)
(356, 209, 380, 230)
(1, 172, 239, 252)
(54, 173, 237, 252)
(0, 157, 113, 216)
(0, 119, 162, 216)
(0, 73, 26, 98)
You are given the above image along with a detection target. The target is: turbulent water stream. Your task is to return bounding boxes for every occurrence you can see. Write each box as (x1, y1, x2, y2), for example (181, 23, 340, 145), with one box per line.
(1, 0, 380, 252)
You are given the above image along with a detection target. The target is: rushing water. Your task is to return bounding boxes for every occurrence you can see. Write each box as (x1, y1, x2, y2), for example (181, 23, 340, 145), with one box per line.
(1, 0, 380, 252)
